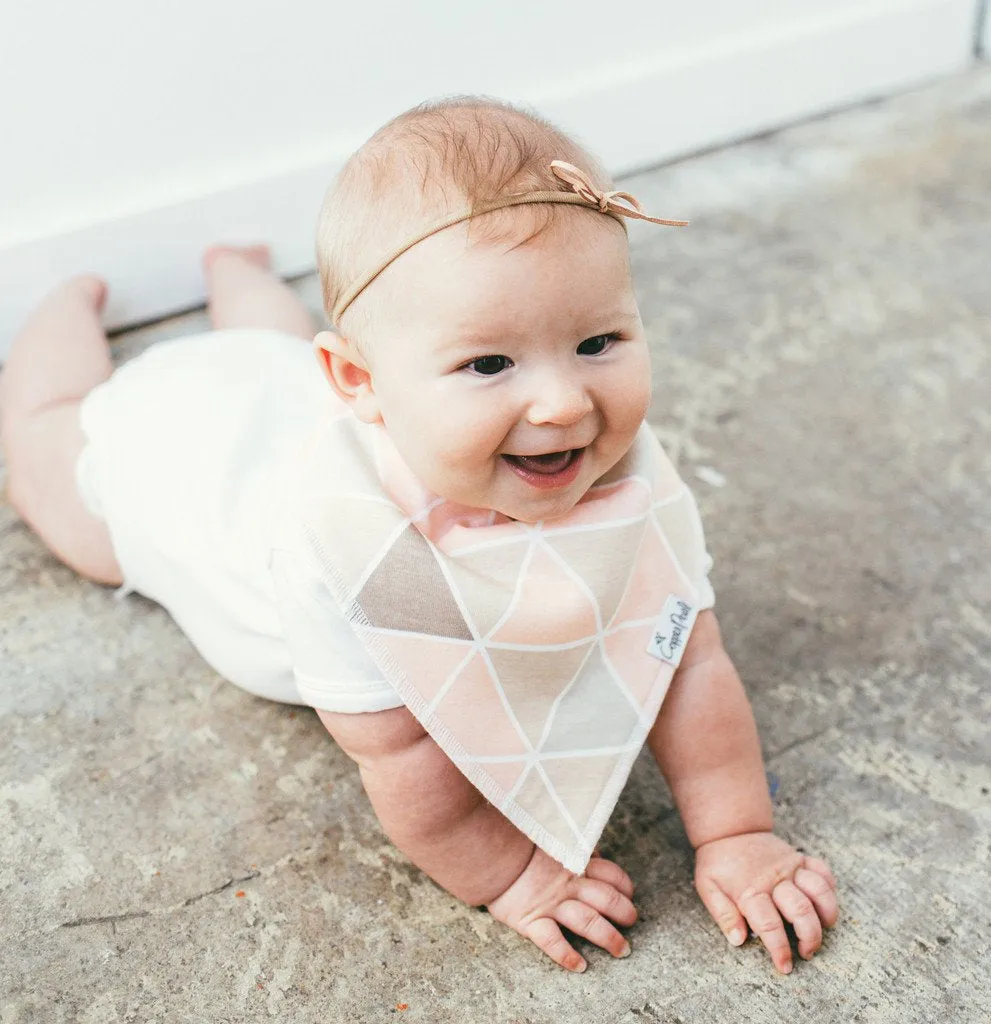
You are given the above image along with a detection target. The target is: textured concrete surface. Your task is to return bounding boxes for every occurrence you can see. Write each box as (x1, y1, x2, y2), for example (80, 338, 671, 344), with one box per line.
(2, 69, 990, 1023)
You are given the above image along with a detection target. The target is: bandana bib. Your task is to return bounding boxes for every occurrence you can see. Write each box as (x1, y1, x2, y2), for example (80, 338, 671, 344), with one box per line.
(283, 411, 710, 873)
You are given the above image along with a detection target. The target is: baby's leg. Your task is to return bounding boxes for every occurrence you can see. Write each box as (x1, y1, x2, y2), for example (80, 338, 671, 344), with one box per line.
(203, 245, 319, 340)
(0, 276, 123, 585)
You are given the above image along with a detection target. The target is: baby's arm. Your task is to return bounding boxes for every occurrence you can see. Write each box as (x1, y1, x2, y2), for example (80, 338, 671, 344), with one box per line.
(648, 611, 838, 973)
(317, 707, 636, 971)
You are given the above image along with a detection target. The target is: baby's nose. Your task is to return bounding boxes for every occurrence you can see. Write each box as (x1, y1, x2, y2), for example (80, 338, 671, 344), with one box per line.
(526, 374, 594, 426)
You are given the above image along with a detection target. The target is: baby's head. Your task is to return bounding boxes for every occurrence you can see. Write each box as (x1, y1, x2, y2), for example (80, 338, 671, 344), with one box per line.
(314, 97, 667, 523)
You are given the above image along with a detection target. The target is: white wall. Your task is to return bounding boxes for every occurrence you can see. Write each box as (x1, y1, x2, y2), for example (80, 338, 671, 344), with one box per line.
(0, 0, 979, 350)
(982, 0, 991, 53)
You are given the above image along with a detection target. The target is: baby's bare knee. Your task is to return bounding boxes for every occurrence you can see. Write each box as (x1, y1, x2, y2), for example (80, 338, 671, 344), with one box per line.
(2, 422, 44, 523)
(1, 406, 122, 586)
(1, 403, 80, 523)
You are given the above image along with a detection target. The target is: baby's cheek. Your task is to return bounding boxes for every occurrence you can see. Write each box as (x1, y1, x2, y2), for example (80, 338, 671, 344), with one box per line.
(410, 435, 489, 502)
(612, 349, 651, 417)
(612, 379, 651, 440)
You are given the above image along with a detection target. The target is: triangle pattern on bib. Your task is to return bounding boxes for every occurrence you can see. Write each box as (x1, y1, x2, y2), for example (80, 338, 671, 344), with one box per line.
(298, 418, 710, 873)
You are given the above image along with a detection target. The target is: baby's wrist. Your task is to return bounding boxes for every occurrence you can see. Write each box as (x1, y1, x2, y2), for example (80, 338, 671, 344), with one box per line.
(691, 816, 774, 852)
(468, 839, 536, 907)
(677, 771, 775, 851)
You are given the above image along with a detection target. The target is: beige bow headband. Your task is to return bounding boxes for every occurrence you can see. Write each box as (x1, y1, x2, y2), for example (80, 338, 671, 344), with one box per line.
(331, 160, 687, 324)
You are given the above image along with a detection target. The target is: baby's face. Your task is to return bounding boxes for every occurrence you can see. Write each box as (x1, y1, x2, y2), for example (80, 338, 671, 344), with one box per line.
(359, 212, 651, 523)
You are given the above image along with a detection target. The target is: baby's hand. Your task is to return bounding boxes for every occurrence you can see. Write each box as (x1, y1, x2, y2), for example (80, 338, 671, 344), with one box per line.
(486, 848, 637, 972)
(694, 831, 838, 973)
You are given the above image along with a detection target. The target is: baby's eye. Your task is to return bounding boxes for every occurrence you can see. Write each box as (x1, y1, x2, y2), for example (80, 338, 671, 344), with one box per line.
(466, 355, 513, 376)
(577, 334, 617, 356)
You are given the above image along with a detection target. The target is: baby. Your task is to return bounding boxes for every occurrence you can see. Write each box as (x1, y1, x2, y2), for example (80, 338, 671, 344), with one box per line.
(0, 97, 837, 973)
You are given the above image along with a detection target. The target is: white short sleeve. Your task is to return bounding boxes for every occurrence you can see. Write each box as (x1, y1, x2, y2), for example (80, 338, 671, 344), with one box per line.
(654, 483, 716, 612)
(696, 551, 716, 611)
(270, 549, 404, 713)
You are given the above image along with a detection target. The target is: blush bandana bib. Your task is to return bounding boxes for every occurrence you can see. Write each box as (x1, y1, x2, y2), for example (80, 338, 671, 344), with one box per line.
(282, 411, 710, 872)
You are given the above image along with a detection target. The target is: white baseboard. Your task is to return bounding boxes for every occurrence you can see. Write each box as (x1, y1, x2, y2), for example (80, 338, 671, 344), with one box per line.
(540, 0, 977, 175)
(0, 0, 975, 357)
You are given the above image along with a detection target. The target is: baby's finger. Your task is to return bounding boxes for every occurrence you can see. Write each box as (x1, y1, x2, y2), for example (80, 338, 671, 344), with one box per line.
(696, 880, 748, 947)
(584, 857, 635, 899)
(740, 892, 793, 974)
(526, 917, 586, 972)
(575, 877, 637, 926)
(794, 867, 839, 927)
(555, 899, 631, 959)
(773, 879, 822, 961)
(802, 855, 838, 891)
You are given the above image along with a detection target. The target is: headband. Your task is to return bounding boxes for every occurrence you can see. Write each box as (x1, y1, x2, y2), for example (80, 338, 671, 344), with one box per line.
(331, 160, 688, 324)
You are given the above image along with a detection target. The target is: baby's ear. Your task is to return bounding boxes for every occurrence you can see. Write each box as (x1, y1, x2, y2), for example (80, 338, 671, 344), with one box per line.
(313, 331, 382, 424)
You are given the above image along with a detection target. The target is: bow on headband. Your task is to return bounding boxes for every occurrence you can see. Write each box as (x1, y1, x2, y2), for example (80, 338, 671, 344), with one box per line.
(549, 161, 688, 227)
(331, 161, 688, 323)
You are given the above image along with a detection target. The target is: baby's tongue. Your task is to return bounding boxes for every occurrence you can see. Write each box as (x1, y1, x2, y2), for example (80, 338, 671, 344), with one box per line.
(508, 451, 573, 475)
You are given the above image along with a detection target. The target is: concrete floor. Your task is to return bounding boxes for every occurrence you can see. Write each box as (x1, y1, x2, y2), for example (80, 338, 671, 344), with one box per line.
(2, 68, 990, 1023)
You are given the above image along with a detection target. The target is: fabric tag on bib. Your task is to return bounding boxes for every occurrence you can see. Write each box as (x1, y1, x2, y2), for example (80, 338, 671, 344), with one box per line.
(646, 595, 698, 667)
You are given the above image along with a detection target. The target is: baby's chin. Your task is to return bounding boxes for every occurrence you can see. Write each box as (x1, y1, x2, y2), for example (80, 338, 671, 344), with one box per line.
(486, 462, 623, 523)
(489, 490, 588, 525)
(436, 487, 584, 525)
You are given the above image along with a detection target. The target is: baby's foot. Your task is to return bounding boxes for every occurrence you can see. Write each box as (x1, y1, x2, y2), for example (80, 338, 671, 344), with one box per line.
(31, 274, 109, 323)
(74, 274, 109, 310)
(202, 244, 271, 275)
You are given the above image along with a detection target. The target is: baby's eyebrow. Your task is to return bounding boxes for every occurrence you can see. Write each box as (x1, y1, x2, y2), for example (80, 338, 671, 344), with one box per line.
(574, 311, 641, 335)
(435, 307, 641, 353)
(602, 311, 640, 327)
(439, 329, 506, 352)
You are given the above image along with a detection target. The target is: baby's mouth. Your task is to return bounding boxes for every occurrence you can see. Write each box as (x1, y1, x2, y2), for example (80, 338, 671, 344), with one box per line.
(503, 449, 580, 475)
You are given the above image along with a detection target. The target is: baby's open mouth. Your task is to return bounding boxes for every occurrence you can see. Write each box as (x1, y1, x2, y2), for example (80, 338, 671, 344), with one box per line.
(502, 449, 586, 488)
(503, 450, 579, 474)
